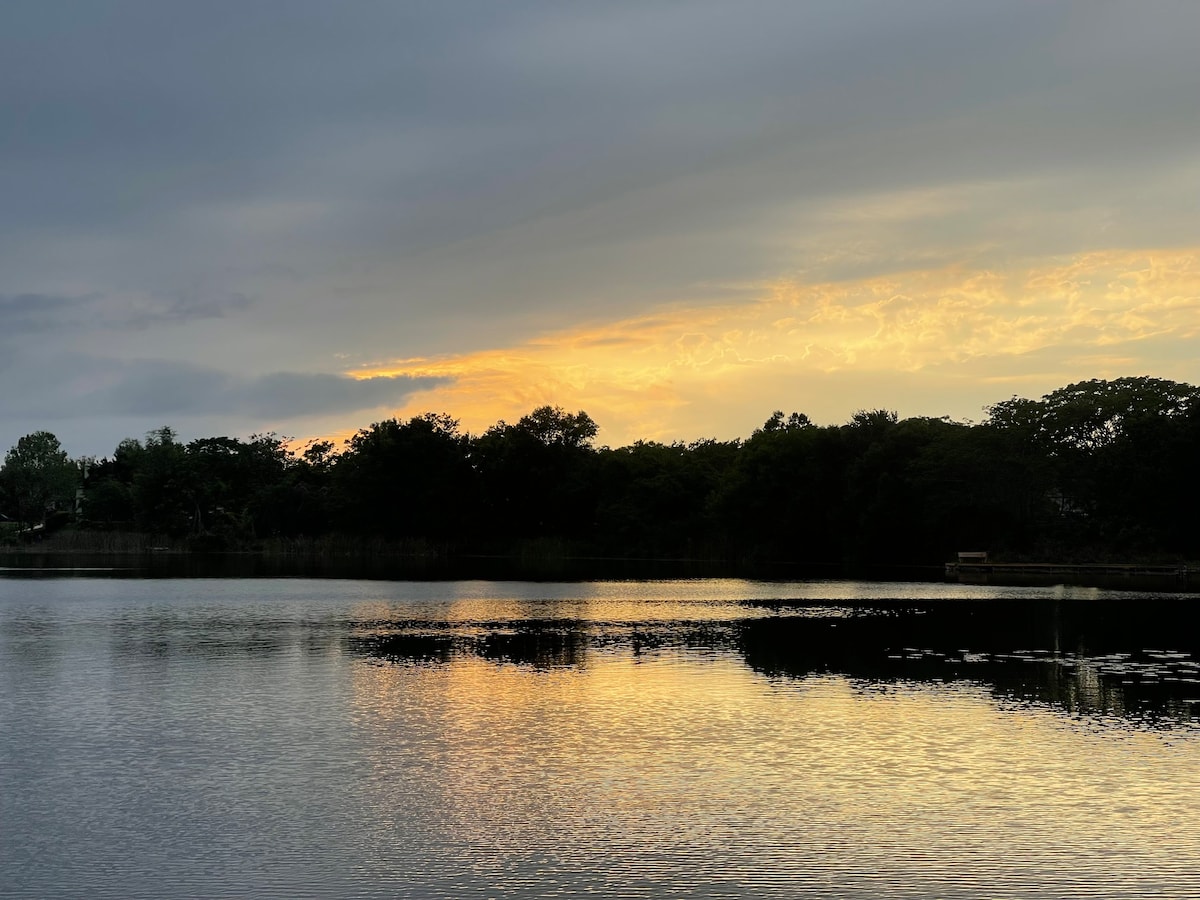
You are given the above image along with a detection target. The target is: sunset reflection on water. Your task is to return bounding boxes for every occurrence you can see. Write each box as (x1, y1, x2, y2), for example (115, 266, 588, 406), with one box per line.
(350, 636, 1200, 898)
(3, 576, 1200, 899)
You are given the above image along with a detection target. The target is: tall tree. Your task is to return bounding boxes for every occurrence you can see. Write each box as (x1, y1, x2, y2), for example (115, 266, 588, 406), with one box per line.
(474, 407, 600, 541)
(334, 413, 476, 539)
(128, 427, 194, 536)
(0, 431, 78, 530)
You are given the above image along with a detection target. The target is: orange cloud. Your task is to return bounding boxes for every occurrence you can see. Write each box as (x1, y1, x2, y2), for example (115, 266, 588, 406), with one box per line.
(346, 248, 1200, 445)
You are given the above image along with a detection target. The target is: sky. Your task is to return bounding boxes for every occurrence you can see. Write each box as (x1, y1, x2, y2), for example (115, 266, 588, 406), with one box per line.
(4, 1, 1200, 457)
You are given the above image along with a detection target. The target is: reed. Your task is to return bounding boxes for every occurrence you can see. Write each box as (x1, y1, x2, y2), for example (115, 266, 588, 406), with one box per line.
(0, 530, 180, 554)
(253, 534, 447, 559)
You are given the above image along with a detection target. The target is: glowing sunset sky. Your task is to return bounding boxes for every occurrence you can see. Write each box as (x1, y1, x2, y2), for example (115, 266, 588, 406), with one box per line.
(3, 2, 1200, 454)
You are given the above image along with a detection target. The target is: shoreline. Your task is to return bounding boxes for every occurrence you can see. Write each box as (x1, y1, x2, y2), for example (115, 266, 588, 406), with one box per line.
(4, 544, 1198, 590)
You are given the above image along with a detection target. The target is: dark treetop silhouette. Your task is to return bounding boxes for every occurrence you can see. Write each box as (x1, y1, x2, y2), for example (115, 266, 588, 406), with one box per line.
(4, 379, 1199, 564)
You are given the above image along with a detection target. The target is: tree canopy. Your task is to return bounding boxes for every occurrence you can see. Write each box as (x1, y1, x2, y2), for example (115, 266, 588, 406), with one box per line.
(0, 431, 77, 529)
(4, 376, 1199, 563)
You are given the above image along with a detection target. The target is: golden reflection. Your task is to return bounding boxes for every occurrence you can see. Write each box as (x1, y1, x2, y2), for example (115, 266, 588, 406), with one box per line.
(348, 643, 1200, 883)
(335, 247, 1200, 445)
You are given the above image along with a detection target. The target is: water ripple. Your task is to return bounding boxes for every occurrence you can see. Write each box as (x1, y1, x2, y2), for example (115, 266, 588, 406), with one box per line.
(3, 578, 1200, 898)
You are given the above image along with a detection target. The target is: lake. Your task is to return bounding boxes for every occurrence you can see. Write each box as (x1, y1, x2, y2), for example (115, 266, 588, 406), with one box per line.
(2, 573, 1199, 898)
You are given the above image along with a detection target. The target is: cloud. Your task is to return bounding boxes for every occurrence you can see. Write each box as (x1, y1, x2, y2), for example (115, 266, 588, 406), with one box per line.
(0, 357, 448, 423)
(4, 3, 1200, 455)
(121, 289, 253, 329)
(236, 372, 446, 419)
(0, 289, 251, 341)
(355, 247, 1200, 444)
(0, 293, 82, 335)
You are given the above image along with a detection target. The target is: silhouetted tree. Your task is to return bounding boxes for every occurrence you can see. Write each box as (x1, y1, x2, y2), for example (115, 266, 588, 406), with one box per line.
(984, 377, 1200, 558)
(53, 374, 1200, 564)
(473, 407, 599, 542)
(0, 431, 77, 530)
(596, 438, 736, 557)
(334, 413, 476, 540)
(127, 427, 194, 536)
(183, 433, 293, 543)
(711, 412, 843, 562)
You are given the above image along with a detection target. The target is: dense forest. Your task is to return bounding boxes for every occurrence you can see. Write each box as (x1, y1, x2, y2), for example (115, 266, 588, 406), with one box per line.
(2, 376, 1198, 565)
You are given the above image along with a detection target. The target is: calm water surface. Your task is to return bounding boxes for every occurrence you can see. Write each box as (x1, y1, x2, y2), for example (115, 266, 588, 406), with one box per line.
(2, 575, 1199, 898)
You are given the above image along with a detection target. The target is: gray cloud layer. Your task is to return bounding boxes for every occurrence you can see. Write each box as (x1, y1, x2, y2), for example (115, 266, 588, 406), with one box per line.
(0, 291, 250, 337)
(1, 359, 442, 421)
(3, 2, 1199, 453)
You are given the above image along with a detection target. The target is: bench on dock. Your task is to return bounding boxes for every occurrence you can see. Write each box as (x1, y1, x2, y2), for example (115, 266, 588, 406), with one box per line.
(957, 551, 988, 564)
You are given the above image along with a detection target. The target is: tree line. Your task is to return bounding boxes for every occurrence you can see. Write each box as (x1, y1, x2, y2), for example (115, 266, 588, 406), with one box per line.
(2, 376, 1198, 564)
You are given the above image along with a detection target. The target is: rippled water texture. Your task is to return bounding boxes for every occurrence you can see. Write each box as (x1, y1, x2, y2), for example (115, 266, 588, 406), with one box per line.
(2, 577, 1199, 898)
